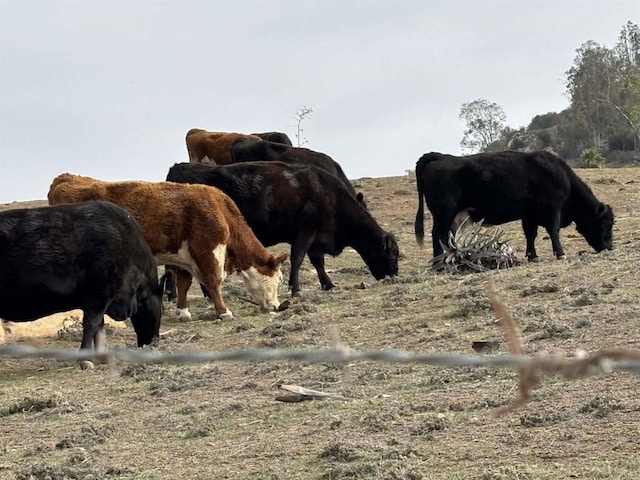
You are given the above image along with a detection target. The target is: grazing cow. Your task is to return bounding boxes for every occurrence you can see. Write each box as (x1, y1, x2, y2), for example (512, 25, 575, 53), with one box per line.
(231, 138, 366, 206)
(0, 201, 162, 353)
(166, 162, 398, 294)
(414, 150, 614, 261)
(48, 174, 288, 322)
(251, 131, 293, 145)
(186, 129, 261, 165)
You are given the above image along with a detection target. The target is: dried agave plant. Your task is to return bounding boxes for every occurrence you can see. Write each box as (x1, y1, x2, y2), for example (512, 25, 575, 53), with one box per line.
(431, 216, 518, 272)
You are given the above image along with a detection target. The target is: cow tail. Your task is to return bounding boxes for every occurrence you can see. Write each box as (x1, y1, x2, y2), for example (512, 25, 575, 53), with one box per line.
(414, 156, 427, 246)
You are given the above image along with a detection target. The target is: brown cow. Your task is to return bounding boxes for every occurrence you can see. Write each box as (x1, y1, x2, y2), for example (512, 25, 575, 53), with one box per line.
(48, 174, 288, 322)
(186, 129, 261, 165)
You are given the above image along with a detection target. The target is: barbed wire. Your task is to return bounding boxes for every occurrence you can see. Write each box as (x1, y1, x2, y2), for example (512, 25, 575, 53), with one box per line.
(1, 342, 639, 373)
(2, 280, 639, 412)
(2, 339, 639, 414)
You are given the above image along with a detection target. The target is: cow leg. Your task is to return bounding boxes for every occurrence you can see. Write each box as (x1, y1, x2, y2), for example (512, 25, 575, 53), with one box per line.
(431, 215, 455, 258)
(545, 210, 566, 259)
(206, 283, 232, 320)
(289, 234, 315, 296)
(79, 309, 105, 370)
(175, 267, 194, 322)
(93, 320, 107, 352)
(161, 265, 178, 302)
(199, 283, 212, 299)
(521, 217, 539, 261)
(308, 250, 335, 290)
(192, 249, 232, 320)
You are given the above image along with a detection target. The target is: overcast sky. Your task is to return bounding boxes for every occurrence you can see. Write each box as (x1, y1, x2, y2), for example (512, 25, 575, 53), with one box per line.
(0, 1, 637, 203)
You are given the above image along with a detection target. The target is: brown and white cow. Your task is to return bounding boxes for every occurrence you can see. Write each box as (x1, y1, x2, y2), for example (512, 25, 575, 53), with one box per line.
(186, 129, 262, 165)
(48, 174, 288, 321)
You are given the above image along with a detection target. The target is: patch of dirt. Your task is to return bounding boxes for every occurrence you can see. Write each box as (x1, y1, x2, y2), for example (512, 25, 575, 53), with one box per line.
(2, 311, 126, 342)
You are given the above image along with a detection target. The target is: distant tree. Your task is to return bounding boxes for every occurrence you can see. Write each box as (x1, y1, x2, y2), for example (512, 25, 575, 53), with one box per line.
(459, 99, 507, 153)
(528, 112, 561, 130)
(612, 21, 640, 150)
(565, 22, 640, 151)
(293, 106, 313, 147)
(565, 40, 612, 150)
(485, 126, 523, 152)
(482, 21, 639, 162)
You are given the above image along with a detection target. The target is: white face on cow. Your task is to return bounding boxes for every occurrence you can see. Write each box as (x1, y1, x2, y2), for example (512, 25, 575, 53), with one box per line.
(240, 267, 283, 311)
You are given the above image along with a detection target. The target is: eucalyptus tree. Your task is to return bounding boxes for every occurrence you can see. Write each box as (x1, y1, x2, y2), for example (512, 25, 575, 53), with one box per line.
(459, 99, 507, 153)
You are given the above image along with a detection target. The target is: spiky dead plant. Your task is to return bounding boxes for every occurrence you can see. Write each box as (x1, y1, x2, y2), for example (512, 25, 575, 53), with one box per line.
(431, 216, 518, 272)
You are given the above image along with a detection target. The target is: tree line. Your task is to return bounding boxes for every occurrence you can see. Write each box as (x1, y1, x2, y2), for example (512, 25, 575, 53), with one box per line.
(460, 21, 639, 167)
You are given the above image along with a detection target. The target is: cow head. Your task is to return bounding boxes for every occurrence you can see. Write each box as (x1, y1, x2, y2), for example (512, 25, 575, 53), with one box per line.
(577, 203, 614, 252)
(361, 232, 399, 280)
(129, 282, 163, 347)
(240, 253, 288, 311)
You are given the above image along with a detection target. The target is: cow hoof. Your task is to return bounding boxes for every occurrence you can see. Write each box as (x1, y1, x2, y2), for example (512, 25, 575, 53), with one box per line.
(557, 254, 567, 260)
(291, 290, 302, 298)
(177, 308, 192, 322)
(79, 360, 95, 370)
(527, 256, 540, 263)
(218, 309, 233, 321)
(277, 299, 291, 312)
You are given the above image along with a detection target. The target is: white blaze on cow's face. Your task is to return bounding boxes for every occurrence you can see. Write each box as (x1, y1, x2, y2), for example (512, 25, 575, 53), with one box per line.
(240, 267, 283, 311)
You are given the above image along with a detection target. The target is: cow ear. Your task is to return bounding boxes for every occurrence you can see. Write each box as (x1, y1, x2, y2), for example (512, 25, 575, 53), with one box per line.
(596, 203, 608, 217)
(272, 253, 289, 267)
(383, 234, 397, 251)
(356, 192, 364, 202)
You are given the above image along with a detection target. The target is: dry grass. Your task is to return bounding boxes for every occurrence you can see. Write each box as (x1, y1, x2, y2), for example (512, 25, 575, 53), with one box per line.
(1, 312, 127, 344)
(1, 168, 639, 480)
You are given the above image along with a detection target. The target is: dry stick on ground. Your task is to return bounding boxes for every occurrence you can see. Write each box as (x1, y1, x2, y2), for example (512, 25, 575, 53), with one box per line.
(275, 326, 352, 403)
(485, 278, 640, 415)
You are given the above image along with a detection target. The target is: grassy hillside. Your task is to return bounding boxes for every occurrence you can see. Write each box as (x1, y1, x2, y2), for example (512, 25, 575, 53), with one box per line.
(1, 168, 639, 480)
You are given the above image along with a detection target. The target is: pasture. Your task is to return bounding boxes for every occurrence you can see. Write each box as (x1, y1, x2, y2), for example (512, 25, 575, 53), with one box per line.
(1, 167, 639, 480)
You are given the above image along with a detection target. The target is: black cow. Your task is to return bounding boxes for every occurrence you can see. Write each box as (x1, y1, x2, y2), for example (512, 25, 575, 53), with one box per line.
(231, 138, 366, 207)
(414, 150, 614, 261)
(0, 201, 162, 352)
(251, 131, 293, 145)
(166, 162, 398, 294)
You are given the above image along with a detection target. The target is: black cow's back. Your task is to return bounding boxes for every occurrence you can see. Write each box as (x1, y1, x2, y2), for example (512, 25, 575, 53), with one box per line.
(166, 161, 343, 246)
(230, 140, 362, 203)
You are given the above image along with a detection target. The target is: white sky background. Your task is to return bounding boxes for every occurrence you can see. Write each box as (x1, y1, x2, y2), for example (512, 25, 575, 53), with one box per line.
(0, 0, 637, 203)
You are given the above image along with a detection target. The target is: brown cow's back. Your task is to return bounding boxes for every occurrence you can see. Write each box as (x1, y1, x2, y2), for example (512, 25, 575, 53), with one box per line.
(186, 129, 261, 165)
(48, 174, 266, 267)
